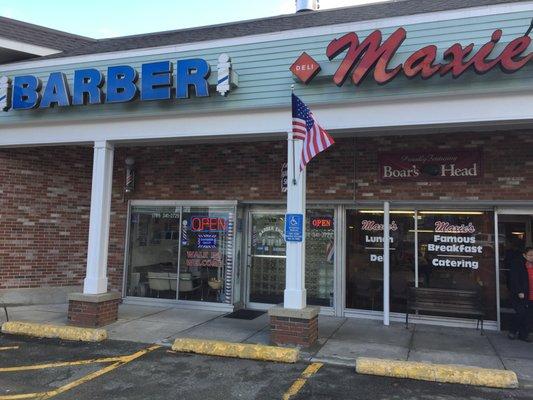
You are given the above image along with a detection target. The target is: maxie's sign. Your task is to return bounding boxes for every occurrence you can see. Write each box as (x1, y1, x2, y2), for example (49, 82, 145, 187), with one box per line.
(291, 27, 532, 85)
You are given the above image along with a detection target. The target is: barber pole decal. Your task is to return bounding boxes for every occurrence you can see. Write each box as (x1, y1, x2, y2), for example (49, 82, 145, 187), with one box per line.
(0, 76, 11, 111)
(224, 212, 235, 303)
(216, 54, 232, 96)
(181, 220, 189, 246)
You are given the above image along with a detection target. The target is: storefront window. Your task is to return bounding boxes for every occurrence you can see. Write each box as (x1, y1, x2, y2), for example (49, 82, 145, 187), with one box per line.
(345, 210, 414, 312)
(179, 207, 235, 303)
(126, 204, 235, 303)
(126, 206, 180, 299)
(417, 211, 496, 320)
(346, 209, 496, 320)
(306, 209, 335, 306)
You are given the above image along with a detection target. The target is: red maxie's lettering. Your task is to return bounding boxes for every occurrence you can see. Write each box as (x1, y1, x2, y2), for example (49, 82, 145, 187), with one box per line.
(361, 220, 399, 232)
(325, 28, 532, 86)
(434, 221, 476, 234)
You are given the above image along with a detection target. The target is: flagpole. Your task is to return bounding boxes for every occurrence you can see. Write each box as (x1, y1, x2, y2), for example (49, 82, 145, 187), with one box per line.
(284, 85, 306, 310)
(291, 85, 297, 185)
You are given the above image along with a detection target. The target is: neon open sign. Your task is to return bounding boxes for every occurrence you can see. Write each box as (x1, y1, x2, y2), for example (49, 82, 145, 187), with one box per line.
(311, 217, 333, 229)
(190, 217, 227, 232)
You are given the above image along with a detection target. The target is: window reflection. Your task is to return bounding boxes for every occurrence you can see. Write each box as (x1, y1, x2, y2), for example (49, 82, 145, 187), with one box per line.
(248, 210, 335, 306)
(345, 209, 497, 321)
(345, 210, 414, 312)
(126, 205, 235, 304)
(126, 207, 180, 299)
(417, 211, 496, 320)
(179, 207, 235, 303)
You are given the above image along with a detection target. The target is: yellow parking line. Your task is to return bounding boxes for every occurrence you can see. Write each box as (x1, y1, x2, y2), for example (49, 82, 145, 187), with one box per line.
(0, 346, 19, 351)
(0, 393, 42, 400)
(39, 360, 124, 399)
(0, 356, 127, 372)
(39, 345, 161, 400)
(0, 345, 161, 400)
(282, 362, 323, 400)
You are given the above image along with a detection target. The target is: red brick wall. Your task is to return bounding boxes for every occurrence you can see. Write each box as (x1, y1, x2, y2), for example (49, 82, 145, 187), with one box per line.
(2, 131, 532, 291)
(107, 131, 533, 291)
(0, 147, 92, 289)
(353, 132, 533, 201)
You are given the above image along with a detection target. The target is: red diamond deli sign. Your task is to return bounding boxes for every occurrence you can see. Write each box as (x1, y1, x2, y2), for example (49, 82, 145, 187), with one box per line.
(290, 52, 321, 84)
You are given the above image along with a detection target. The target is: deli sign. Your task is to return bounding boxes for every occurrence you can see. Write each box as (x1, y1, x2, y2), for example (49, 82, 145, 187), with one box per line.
(291, 27, 532, 86)
(378, 151, 483, 181)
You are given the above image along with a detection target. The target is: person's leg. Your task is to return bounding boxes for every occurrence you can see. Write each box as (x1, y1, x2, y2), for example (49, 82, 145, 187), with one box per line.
(526, 301, 532, 339)
(510, 298, 528, 339)
(517, 301, 529, 340)
(509, 298, 523, 338)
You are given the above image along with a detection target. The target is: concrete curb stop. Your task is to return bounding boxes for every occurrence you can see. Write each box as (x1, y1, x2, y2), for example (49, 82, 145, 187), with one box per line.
(355, 357, 519, 389)
(172, 338, 299, 363)
(1, 321, 107, 342)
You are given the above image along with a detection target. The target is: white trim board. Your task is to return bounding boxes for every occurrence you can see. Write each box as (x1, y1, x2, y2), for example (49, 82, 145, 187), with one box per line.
(0, 37, 61, 57)
(1, 90, 533, 147)
(1, 1, 532, 72)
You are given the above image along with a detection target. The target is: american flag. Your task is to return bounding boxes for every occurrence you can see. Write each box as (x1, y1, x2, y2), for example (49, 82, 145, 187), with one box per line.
(292, 93, 334, 170)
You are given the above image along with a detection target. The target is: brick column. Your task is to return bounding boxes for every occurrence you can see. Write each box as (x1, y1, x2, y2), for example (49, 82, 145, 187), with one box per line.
(268, 306, 319, 347)
(68, 292, 121, 327)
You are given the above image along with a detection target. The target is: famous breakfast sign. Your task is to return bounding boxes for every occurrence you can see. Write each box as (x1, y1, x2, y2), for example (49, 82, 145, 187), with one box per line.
(290, 27, 532, 85)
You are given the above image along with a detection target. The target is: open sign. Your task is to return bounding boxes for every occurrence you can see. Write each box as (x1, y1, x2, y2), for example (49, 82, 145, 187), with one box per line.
(311, 217, 333, 229)
(190, 217, 227, 232)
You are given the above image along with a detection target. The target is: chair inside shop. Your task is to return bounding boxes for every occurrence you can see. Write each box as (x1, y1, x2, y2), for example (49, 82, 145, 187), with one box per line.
(178, 272, 202, 299)
(147, 272, 172, 297)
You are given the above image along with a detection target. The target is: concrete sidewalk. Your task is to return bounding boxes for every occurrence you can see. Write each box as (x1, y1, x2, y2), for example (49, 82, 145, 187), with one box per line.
(2, 303, 532, 386)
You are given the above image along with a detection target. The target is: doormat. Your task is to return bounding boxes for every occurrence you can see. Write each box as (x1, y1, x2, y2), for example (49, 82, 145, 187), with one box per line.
(224, 309, 266, 320)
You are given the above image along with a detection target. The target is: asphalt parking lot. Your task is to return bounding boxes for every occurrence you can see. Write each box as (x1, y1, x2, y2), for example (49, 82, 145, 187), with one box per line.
(0, 335, 532, 400)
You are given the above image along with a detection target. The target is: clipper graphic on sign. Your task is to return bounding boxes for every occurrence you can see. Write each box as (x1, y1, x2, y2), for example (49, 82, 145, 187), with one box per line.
(216, 54, 232, 96)
(0, 76, 11, 111)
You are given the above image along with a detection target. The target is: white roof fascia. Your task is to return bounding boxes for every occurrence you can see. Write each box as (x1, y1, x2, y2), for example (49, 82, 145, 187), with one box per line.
(0, 36, 61, 57)
(1, 1, 532, 72)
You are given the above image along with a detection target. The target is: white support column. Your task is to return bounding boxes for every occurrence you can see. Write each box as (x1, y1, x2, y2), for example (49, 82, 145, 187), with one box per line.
(284, 132, 307, 309)
(83, 140, 114, 295)
(383, 201, 390, 326)
(414, 210, 419, 288)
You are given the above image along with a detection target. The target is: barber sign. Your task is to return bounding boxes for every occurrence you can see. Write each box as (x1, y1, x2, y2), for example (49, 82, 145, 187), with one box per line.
(3, 55, 238, 112)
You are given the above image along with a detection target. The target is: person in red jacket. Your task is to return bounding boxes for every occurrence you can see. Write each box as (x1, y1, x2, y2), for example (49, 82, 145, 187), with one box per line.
(508, 247, 533, 342)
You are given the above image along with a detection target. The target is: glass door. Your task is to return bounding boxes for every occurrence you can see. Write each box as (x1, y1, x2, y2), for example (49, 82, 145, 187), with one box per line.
(247, 209, 336, 307)
(248, 213, 286, 304)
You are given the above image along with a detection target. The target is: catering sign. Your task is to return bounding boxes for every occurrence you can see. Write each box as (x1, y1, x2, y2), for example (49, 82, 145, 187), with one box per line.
(378, 150, 483, 181)
(291, 27, 532, 86)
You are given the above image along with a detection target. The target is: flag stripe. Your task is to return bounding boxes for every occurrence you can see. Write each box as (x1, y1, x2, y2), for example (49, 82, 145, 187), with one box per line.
(292, 93, 334, 171)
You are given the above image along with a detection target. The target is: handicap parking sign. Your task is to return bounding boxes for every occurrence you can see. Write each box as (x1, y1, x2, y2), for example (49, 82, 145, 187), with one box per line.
(285, 214, 303, 242)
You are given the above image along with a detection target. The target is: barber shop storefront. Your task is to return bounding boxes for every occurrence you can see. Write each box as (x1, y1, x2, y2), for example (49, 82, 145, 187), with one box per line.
(1, 0, 533, 333)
